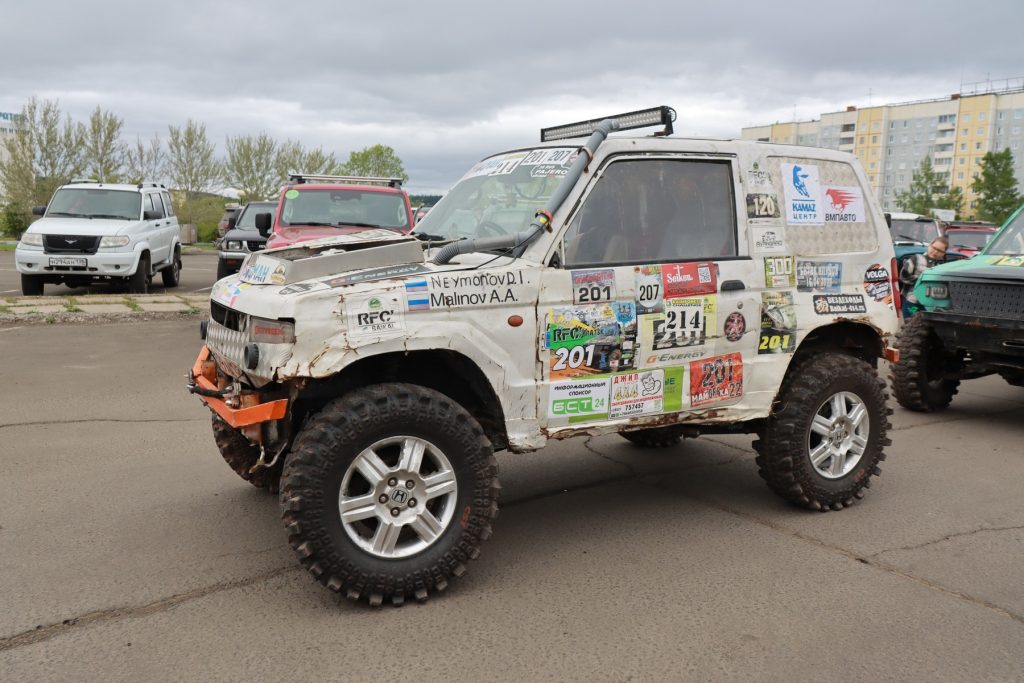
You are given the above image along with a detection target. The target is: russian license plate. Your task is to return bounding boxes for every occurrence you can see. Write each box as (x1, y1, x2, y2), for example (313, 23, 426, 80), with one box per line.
(49, 257, 87, 267)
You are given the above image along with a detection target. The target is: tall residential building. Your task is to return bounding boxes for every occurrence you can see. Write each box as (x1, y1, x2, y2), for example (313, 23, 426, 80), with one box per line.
(741, 80, 1024, 218)
(0, 111, 18, 201)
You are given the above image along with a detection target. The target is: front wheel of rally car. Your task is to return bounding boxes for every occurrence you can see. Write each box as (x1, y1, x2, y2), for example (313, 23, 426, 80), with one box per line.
(212, 414, 283, 493)
(891, 315, 960, 412)
(279, 384, 500, 606)
(754, 353, 891, 512)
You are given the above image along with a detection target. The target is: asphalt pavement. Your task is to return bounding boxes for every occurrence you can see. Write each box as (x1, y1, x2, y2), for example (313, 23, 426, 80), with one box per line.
(0, 319, 1022, 681)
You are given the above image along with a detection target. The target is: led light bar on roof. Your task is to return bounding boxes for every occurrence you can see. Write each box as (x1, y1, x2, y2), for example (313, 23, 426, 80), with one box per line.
(540, 106, 676, 142)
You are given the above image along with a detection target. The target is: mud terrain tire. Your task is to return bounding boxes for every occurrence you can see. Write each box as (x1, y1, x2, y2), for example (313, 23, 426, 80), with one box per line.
(891, 315, 960, 412)
(279, 384, 500, 606)
(212, 414, 282, 493)
(754, 353, 891, 512)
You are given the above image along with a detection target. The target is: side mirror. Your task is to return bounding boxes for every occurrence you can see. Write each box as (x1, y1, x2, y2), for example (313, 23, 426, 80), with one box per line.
(143, 210, 162, 220)
(227, 215, 238, 231)
(32, 206, 46, 216)
(254, 212, 272, 237)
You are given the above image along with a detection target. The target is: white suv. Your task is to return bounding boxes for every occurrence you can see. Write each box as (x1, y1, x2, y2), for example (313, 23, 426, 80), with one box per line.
(15, 181, 182, 295)
(189, 107, 902, 606)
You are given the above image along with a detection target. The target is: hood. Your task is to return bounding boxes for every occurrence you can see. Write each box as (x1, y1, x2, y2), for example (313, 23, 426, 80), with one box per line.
(920, 253, 1024, 284)
(267, 225, 404, 249)
(27, 216, 138, 236)
(222, 227, 264, 242)
(238, 229, 427, 285)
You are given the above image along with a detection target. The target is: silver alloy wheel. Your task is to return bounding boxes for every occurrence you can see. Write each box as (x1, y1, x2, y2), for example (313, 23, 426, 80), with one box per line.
(807, 391, 870, 480)
(338, 436, 458, 559)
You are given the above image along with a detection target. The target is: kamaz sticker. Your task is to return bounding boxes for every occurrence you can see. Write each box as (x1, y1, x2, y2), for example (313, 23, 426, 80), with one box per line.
(823, 186, 865, 223)
(548, 378, 610, 420)
(796, 261, 842, 293)
(690, 353, 743, 407)
(764, 256, 795, 288)
(781, 162, 823, 225)
(813, 294, 867, 315)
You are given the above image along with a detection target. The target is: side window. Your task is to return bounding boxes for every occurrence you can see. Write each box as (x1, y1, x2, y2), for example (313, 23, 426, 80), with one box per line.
(144, 194, 156, 215)
(162, 192, 175, 217)
(150, 193, 166, 218)
(563, 158, 737, 267)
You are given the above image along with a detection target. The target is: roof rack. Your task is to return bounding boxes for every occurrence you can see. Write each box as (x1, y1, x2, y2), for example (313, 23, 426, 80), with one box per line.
(541, 105, 676, 142)
(68, 178, 98, 184)
(137, 181, 167, 189)
(287, 173, 403, 189)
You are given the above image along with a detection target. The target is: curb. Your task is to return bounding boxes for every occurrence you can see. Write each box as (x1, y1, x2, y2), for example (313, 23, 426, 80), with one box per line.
(1, 293, 209, 326)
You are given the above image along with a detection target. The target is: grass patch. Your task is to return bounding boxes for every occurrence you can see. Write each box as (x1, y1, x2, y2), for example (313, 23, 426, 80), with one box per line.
(63, 301, 81, 313)
(124, 297, 143, 312)
(0, 243, 16, 252)
(45, 315, 56, 324)
(0, 305, 11, 314)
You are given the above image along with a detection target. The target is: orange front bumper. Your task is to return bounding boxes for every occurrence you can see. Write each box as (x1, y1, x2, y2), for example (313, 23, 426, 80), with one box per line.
(191, 346, 288, 428)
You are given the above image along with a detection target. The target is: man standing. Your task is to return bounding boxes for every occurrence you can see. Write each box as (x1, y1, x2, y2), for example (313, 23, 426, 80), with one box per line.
(899, 236, 949, 317)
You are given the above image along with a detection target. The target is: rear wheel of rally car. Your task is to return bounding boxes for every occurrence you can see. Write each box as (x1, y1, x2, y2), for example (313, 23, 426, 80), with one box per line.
(619, 426, 687, 448)
(754, 353, 891, 512)
(279, 384, 500, 606)
(891, 315, 960, 412)
(212, 414, 282, 493)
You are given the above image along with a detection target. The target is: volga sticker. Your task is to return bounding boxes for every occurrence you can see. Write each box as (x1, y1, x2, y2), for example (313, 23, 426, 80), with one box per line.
(634, 265, 664, 314)
(690, 353, 743, 407)
(760, 291, 797, 354)
(548, 378, 610, 419)
(751, 226, 787, 253)
(345, 292, 406, 340)
(609, 370, 665, 419)
(781, 162, 823, 225)
(796, 261, 842, 293)
(764, 256, 795, 288)
(863, 264, 893, 305)
(572, 268, 616, 304)
(823, 186, 865, 223)
(428, 271, 530, 308)
(813, 294, 867, 315)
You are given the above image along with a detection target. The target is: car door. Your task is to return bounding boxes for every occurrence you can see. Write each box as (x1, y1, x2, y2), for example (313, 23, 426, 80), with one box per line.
(537, 154, 759, 432)
(141, 193, 168, 265)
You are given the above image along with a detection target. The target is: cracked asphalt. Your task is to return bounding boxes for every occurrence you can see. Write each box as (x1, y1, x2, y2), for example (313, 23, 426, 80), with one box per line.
(1, 319, 1022, 681)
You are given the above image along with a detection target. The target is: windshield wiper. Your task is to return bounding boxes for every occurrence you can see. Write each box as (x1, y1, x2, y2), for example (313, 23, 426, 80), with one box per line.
(87, 213, 133, 220)
(288, 222, 336, 227)
(337, 222, 383, 230)
(414, 232, 449, 242)
(47, 211, 78, 217)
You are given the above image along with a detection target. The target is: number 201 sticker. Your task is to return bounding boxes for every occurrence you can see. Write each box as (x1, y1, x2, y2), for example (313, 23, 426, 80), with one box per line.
(572, 269, 616, 303)
(689, 353, 744, 407)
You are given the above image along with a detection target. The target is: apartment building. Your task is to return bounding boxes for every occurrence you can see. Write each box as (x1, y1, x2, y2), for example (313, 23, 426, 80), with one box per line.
(0, 111, 17, 200)
(741, 81, 1024, 217)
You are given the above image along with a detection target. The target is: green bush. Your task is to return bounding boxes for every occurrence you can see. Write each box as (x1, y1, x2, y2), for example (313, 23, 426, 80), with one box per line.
(197, 222, 219, 243)
(1, 203, 29, 238)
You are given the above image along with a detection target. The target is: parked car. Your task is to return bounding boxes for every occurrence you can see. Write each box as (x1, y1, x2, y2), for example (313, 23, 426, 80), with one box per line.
(15, 181, 181, 295)
(414, 204, 432, 224)
(191, 105, 901, 606)
(892, 202, 1024, 411)
(217, 204, 241, 238)
(217, 201, 277, 279)
(943, 222, 998, 259)
(888, 212, 943, 267)
(255, 174, 414, 249)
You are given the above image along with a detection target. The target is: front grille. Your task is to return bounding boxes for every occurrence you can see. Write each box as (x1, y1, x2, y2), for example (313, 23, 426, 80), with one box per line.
(247, 241, 265, 252)
(206, 313, 293, 388)
(948, 281, 1024, 320)
(210, 301, 247, 331)
(43, 235, 100, 254)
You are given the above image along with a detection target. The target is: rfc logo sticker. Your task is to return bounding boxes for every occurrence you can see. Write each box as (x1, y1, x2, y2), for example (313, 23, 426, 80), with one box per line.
(345, 291, 406, 340)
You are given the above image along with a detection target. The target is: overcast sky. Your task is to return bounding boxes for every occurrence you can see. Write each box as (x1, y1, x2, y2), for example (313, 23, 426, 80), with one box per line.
(1, 0, 1020, 194)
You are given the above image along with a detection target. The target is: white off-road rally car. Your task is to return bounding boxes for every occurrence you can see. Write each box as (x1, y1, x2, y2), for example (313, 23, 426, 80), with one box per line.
(189, 107, 901, 606)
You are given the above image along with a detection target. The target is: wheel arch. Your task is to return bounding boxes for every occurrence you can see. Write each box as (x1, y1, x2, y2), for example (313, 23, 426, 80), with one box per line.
(294, 349, 509, 450)
(792, 321, 885, 368)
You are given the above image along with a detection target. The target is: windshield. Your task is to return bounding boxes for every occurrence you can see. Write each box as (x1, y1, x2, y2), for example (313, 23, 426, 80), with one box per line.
(945, 229, 992, 250)
(890, 218, 940, 244)
(985, 208, 1024, 255)
(413, 147, 578, 241)
(279, 188, 409, 230)
(235, 203, 277, 230)
(47, 188, 141, 220)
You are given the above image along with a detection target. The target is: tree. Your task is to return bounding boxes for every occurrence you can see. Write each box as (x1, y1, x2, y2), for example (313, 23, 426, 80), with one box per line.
(0, 97, 85, 226)
(274, 140, 339, 182)
(972, 149, 1021, 224)
(81, 106, 125, 182)
(339, 144, 407, 181)
(166, 119, 221, 224)
(223, 133, 279, 202)
(894, 157, 946, 215)
(124, 134, 165, 185)
(933, 185, 964, 217)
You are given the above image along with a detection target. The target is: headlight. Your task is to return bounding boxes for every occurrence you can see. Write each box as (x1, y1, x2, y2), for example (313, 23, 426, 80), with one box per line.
(925, 283, 949, 300)
(249, 317, 295, 344)
(19, 233, 43, 247)
(225, 240, 243, 251)
(99, 235, 130, 248)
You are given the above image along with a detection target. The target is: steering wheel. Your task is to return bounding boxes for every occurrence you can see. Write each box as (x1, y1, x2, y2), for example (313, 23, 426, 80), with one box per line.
(477, 220, 509, 237)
